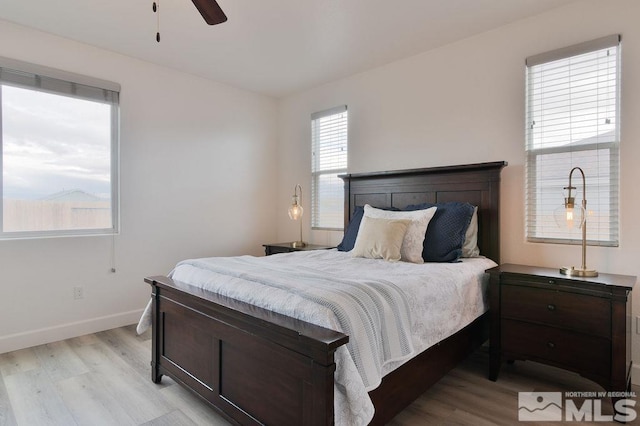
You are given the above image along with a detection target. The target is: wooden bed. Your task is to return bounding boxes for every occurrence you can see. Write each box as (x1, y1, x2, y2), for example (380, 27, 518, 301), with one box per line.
(145, 161, 506, 425)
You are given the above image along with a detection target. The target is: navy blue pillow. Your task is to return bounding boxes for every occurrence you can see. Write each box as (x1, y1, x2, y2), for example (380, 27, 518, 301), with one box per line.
(337, 206, 365, 251)
(404, 202, 475, 262)
(337, 205, 400, 251)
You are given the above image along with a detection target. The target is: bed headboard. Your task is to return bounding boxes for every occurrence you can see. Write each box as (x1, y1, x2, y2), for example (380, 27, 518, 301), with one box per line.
(339, 161, 507, 263)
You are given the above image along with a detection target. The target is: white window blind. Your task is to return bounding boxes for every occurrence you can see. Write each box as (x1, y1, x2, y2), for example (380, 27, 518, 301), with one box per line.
(0, 57, 120, 239)
(311, 105, 348, 230)
(525, 35, 620, 246)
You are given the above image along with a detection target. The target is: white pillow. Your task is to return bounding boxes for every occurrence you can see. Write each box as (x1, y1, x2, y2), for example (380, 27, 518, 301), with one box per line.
(461, 206, 480, 258)
(351, 216, 411, 262)
(364, 204, 437, 264)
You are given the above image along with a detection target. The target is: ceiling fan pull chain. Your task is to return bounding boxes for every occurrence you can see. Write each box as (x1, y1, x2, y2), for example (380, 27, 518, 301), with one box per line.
(153, 1, 160, 42)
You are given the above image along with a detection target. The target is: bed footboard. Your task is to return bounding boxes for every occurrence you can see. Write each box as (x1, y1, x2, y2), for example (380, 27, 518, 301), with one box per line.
(146, 276, 348, 426)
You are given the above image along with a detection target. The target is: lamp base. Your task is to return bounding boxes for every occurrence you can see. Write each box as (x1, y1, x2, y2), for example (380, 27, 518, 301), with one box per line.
(291, 241, 306, 248)
(560, 266, 598, 277)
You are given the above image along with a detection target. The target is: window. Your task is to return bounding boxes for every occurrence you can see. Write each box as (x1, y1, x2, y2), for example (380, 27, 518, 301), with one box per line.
(311, 105, 348, 230)
(525, 35, 620, 246)
(0, 57, 120, 239)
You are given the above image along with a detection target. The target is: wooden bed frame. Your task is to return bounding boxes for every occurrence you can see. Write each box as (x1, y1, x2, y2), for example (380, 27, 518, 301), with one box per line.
(145, 161, 506, 425)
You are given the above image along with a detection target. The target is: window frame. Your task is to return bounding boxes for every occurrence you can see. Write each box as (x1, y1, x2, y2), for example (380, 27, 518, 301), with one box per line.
(311, 105, 348, 231)
(0, 57, 120, 240)
(524, 35, 620, 247)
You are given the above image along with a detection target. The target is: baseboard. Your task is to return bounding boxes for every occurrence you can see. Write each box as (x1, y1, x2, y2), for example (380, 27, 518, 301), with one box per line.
(632, 363, 640, 387)
(0, 309, 144, 354)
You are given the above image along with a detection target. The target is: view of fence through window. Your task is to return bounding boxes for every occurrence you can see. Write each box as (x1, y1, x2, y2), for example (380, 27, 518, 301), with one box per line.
(2, 84, 114, 234)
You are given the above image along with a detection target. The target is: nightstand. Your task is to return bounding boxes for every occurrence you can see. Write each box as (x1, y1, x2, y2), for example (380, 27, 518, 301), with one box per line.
(487, 264, 635, 409)
(263, 242, 334, 256)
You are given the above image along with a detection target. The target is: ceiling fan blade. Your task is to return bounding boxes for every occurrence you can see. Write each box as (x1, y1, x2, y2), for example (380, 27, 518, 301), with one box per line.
(191, 0, 227, 25)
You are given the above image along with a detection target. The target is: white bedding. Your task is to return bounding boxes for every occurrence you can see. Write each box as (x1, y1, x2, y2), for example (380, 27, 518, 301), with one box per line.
(138, 249, 496, 425)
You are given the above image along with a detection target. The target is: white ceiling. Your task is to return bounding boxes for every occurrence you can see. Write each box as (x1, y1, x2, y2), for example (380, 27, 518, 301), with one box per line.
(0, 0, 579, 98)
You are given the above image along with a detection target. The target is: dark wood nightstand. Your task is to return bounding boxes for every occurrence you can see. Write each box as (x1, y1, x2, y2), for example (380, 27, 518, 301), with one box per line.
(487, 263, 635, 409)
(263, 242, 334, 256)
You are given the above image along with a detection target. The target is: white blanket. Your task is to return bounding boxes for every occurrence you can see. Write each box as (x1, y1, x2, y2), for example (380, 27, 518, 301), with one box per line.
(138, 250, 496, 425)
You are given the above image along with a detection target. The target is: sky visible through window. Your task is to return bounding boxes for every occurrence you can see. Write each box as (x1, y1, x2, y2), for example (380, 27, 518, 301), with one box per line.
(2, 85, 111, 201)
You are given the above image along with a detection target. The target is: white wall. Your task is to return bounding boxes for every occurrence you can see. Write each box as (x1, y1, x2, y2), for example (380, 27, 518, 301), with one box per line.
(277, 0, 640, 382)
(0, 20, 279, 353)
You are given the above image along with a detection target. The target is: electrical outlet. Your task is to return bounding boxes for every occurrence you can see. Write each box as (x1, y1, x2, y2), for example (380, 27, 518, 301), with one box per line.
(73, 286, 84, 300)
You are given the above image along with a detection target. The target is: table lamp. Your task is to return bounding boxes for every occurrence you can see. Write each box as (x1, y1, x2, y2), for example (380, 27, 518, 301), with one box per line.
(288, 184, 306, 248)
(555, 166, 598, 277)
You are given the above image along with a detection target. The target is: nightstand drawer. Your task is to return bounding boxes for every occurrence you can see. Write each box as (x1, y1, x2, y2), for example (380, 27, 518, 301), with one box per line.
(502, 320, 611, 378)
(501, 284, 610, 337)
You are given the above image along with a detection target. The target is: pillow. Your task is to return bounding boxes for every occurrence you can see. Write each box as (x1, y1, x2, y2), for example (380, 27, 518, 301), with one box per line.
(351, 216, 411, 261)
(337, 206, 365, 252)
(364, 204, 437, 264)
(337, 205, 399, 252)
(404, 202, 475, 262)
(461, 206, 480, 258)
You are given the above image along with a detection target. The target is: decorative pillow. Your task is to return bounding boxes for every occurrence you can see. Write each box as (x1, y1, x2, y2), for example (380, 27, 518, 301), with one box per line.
(351, 216, 411, 262)
(364, 204, 437, 264)
(337, 205, 399, 252)
(404, 202, 475, 262)
(461, 206, 480, 257)
(337, 206, 365, 252)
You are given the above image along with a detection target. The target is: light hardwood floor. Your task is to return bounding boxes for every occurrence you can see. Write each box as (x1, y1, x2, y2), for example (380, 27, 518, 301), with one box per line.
(0, 325, 637, 425)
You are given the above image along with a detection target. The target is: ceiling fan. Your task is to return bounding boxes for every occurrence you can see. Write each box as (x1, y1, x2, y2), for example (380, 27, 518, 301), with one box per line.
(152, 0, 227, 42)
(190, 0, 228, 25)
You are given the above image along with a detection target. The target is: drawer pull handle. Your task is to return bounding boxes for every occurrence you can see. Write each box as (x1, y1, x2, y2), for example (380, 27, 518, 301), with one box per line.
(547, 304, 556, 311)
(548, 279, 556, 284)
(547, 342, 555, 349)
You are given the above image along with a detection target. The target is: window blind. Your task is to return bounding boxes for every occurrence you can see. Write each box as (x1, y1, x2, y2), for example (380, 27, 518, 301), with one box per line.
(525, 35, 620, 246)
(311, 105, 348, 230)
(0, 56, 120, 103)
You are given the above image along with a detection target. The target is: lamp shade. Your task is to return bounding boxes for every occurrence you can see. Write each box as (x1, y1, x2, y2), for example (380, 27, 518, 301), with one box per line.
(288, 196, 303, 220)
(553, 203, 585, 231)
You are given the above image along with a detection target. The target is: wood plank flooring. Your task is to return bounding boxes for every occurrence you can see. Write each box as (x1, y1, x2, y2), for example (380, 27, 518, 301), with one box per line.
(0, 325, 637, 425)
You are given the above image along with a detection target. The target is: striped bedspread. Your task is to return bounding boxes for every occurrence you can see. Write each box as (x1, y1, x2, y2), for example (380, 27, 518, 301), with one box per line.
(175, 256, 415, 390)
